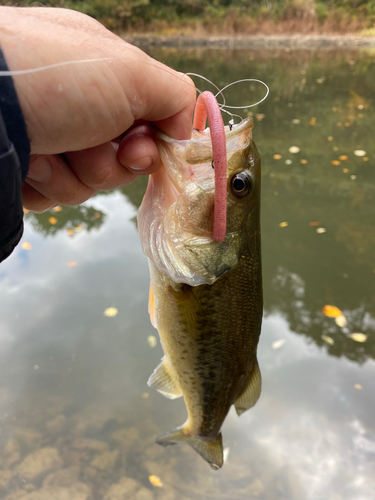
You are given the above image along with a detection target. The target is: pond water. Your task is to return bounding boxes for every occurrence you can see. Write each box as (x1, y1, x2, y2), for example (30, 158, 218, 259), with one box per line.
(0, 48, 375, 500)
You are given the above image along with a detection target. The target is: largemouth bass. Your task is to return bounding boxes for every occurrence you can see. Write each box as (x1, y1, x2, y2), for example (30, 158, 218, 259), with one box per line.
(138, 109, 262, 470)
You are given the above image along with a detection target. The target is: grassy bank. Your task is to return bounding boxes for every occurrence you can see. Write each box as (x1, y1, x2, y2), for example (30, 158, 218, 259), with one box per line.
(3, 0, 375, 35)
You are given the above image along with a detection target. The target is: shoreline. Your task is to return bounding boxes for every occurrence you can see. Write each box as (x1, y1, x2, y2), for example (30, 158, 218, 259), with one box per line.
(122, 34, 375, 49)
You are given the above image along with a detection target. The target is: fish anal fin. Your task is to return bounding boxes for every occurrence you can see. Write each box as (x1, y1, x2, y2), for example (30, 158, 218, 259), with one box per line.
(147, 357, 182, 399)
(148, 282, 157, 329)
(156, 426, 223, 470)
(234, 361, 262, 416)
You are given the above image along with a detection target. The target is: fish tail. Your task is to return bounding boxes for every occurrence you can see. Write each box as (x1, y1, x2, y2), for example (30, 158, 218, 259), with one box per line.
(156, 426, 223, 470)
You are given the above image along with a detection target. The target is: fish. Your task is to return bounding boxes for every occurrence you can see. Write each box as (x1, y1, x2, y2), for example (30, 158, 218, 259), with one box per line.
(137, 94, 262, 470)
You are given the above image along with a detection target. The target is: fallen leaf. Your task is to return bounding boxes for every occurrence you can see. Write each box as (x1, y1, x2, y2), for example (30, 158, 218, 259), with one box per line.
(337, 122, 342, 127)
(345, 122, 351, 127)
(272, 339, 285, 350)
(354, 150, 366, 157)
(289, 146, 300, 154)
(333, 146, 338, 151)
(327, 136, 333, 141)
(104, 307, 118, 317)
(343, 168, 349, 173)
(339, 155, 348, 160)
(292, 119, 300, 124)
(67, 262, 78, 267)
(309, 221, 320, 226)
(350, 175, 356, 180)
(285, 159, 292, 165)
(316, 228, 326, 234)
(316, 77, 326, 84)
(335, 315, 347, 327)
(349, 333, 367, 343)
(322, 335, 334, 345)
(322, 305, 343, 318)
(300, 159, 308, 164)
(309, 117, 316, 125)
(21, 242, 32, 250)
(147, 335, 157, 348)
(354, 384, 363, 390)
(331, 160, 341, 166)
(49, 217, 57, 225)
(279, 222, 288, 228)
(95, 213, 101, 219)
(149, 475, 163, 487)
(256, 114, 265, 121)
(67, 229, 74, 236)
(52, 206, 62, 212)
(273, 154, 282, 160)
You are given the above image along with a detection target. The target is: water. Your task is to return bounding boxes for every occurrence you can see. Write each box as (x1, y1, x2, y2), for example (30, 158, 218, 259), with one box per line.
(0, 48, 374, 500)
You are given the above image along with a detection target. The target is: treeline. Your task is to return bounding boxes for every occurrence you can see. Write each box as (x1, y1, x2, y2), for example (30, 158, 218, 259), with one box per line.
(3, 0, 375, 33)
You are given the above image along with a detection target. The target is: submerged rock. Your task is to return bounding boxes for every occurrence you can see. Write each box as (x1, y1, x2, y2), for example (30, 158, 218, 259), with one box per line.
(90, 450, 119, 471)
(72, 438, 109, 454)
(43, 467, 80, 488)
(46, 415, 66, 434)
(17, 448, 62, 481)
(0, 470, 13, 490)
(104, 477, 141, 500)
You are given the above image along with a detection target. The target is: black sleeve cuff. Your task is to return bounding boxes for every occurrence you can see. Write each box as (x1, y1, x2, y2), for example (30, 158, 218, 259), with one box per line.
(0, 46, 31, 263)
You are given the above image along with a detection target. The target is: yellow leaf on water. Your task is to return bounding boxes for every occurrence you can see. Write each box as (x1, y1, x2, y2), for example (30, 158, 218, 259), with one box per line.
(322, 305, 343, 318)
(349, 333, 367, 343)
(95, 213, 101, 219)
(316, 228, 326, 234)
(331, 160, 341, 166)
(289, 146, 300, 154)
(21, 242, 32, 250)
(149, 475, 163, 487)
(339, 155, 348, 161)
(104, 307, 118, 317)
(52, 206, 62, 212)
(343, 168, 349, 174)
(292, 119, 300, 124)
(322, 335, 334, 345)
(363, 157, 368, 161)
(273, 154, 282, 160)
(49, 217, 57, 225)
(279, 222, 288, 228)
(309, 221, 320, 226)
(327, 136, 333, 141)
(147, 335, 157, 348)
(67, 262, 78, 267)
(272, 339, 285, 350)
(335, 315, 347, 327)
(300, 159, 308, 164)
(354, 384, 363, 390)
(256, 114, 265, 121)
(309, 117, 316, 125)
(66, 229, 74, 236)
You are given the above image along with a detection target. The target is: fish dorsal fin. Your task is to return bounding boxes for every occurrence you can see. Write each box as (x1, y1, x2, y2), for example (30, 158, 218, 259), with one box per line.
(156, 426, 224, 470)
(234, 361, 262, 416)
(148, 282, 157, 329)
(148, 357, 182, 399)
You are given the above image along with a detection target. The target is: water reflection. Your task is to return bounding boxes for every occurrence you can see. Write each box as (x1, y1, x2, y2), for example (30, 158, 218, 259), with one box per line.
(0, 48, 374, 500)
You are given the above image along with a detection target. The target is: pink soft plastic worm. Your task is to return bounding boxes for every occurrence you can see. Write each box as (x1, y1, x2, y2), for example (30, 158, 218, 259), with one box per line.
(193, 91, 227, 242)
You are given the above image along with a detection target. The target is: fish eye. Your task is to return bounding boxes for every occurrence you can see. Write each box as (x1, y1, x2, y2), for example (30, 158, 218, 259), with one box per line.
(230, 172, 252, 198)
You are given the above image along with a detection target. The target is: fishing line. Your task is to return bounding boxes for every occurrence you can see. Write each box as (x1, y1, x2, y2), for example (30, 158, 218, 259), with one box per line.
(216, 78, 270, 110)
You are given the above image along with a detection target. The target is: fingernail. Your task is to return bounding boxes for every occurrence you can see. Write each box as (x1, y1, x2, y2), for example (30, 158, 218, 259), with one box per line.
(128, 156, 153, 172)
(27, 157, 52, 183)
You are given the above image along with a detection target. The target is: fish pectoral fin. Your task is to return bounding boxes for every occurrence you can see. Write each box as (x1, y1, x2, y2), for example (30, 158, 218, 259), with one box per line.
(234, 360, 262, 416)
(156, 427, 224, 470)
(148, 281, 157, 329)
(147, 357, 182, 399)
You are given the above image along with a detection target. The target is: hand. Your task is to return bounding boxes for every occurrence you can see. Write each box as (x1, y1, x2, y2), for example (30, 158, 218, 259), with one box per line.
(0, 7, 195, 211)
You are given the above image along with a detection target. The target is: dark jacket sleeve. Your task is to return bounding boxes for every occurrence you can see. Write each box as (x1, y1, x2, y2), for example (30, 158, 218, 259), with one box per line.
(0, 46, 30, 263)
